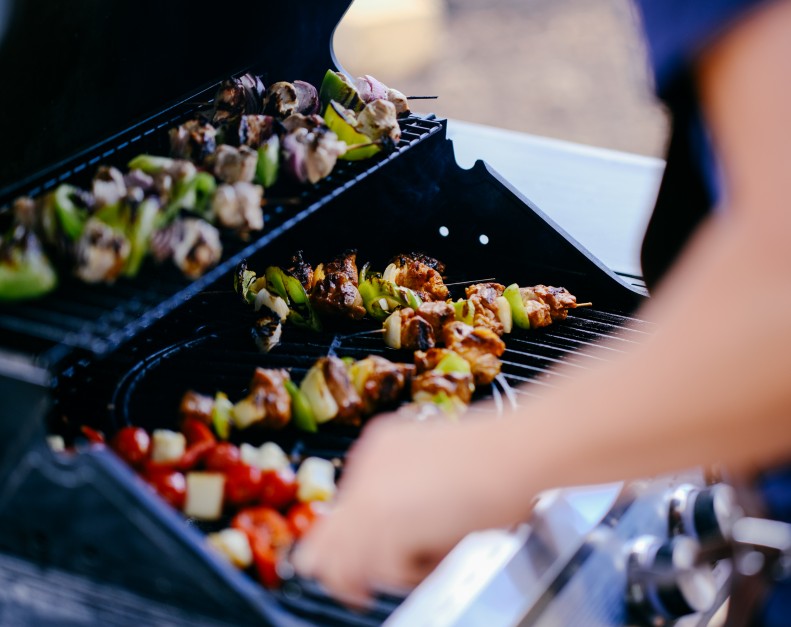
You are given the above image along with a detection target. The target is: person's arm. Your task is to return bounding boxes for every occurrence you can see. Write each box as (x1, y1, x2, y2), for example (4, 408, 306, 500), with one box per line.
(294, 0, 791, 602)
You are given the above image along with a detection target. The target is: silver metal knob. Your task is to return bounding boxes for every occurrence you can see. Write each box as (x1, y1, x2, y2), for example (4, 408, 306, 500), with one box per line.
(626, 535, 717, 624)
(668, 483, 741, 547)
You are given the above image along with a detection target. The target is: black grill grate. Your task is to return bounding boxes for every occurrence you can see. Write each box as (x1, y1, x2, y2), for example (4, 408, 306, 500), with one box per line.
(0, 115, 445, 371)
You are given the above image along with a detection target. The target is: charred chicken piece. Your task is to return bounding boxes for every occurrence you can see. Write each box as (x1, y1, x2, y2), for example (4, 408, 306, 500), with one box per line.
(252, 315, 283, 354)
(413, 347, 455, 374)
(211, 182, 264, 234)
(356, 99, 401, 144)
(353, 75, 411, 118)
(319, 356, 364, 426)
(281, 125, 346, 185)
(287, 250, 314, 291)
(465, 282, 507, 334)
(233, 368, 292, 430)
(263, 81, 319, 119)
(92, 166, 127, 209)
(411, 370, 474, 406)
(416, 301, 455, 339)
(385, 253, 449, 301)
(212, 73, 266, 125)
(350, 355, 414, 416)
(74, 218, 131, 283)
(525, 285, 578, 321)
(180, 390, 215, 424)
(310, 250, 366, 320)
(212, 145, 258, 184)
(169, 119, 218, 163)
(233, 114, 276, 149)
(442, 321, 506, 386)
(151, 217, 222, 279)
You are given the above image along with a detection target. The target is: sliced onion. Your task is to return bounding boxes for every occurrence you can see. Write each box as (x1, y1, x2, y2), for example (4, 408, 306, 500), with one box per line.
(383, 311, 402, 349)
(495, 296, 513, 334)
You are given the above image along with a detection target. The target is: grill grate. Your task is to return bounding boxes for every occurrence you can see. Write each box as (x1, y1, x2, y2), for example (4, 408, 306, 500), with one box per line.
(0, 115, 445, 371)
(89, 305, 652, 625)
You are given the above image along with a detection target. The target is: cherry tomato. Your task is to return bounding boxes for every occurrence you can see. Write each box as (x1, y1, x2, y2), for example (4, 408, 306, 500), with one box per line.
(285, 501, 329, 539)
(181, 417, 216, 446)
(260, 467, 298, 511)
(203, 442, 241, 471)
(144, 468, 186, 510)
(251, 539, 281, 588)
(110, 427, 150, 467)
(224, 463, 262, 507)
(232, 506, 294, 550)
(80, 426, 105, 445)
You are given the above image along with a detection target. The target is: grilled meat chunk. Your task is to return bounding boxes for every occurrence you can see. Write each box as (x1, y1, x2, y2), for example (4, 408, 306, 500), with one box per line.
(466, 282, 507, 335)
(287, 250, 314, 291)
(263, 81, 319, 119)
(74, 218, 130, 283)
(413, 348, 455, 374)
(92, 166, 127, 208)
(252, 315, 283, 353)
(151, 218, 222, 279)
(320, 356, 364, 426)
(234, 114, 276, 149)
(310, 250, 365, 320)
(526, 285, 578, 321)
(387, 253, 448, 301)
(416, 301, 455, 339)
(169, 119, 217, 163)
(350, 355, 414, 416)
(233, 368, 292, 430)
(281, 125, 346, 185)
(180, 390, 215, 424)
(212, 182, 264, 234)
(212, 145, 258, 184)
(212, 73, 266, 125)
(465, 282, 505, 304)
(443, 321, 506, 386)
(411, 370, 474, 405)
(356, 99, 401, 144)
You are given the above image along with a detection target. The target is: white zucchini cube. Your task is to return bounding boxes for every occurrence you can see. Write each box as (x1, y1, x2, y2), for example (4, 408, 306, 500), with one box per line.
(207, 528, 253, 569)
(150, 429, 186, 463)
(240, 441, 290, 471)
(185, 472, 225, 520)
(296, 457, 337, 503)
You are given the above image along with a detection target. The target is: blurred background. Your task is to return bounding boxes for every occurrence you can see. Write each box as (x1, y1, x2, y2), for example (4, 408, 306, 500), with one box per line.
(334, 0, 668, 157)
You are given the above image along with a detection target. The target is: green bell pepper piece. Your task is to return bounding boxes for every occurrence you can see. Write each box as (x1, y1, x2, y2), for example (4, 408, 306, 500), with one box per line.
(212, 391, 234, 440)
(503, 283, 530, 330)
(264, 266, 322, 331)
(324, 101, 380, 161)
(0, 229, 58, 301)
(53, 184, 88, 240)
(452, 298, 476, 326)
(319, 70, 365, 114)
(434, 351, 472, 376)
(255, 135, 280, 188)
(284, 379, 318, 432)
(127, 154, 175, 174)
(359, 276, 423, 321)
(123, 198, 160, 277)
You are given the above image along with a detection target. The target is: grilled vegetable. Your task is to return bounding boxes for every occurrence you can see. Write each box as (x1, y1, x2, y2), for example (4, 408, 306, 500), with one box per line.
(212, 392, 233, 440)
(359, 275, 423, 321)
(503, 283, 531, 330)
(324, 100, 380, 161)
(51, 184, 89, 240)
(207, 528, 253, 569)
(299, 363, 338, 424)
(184, 472, 225, 520)
(124, 197, 160, 277)
(281, 124, 346, 185)
(211, 181, 263, 233)
(264, 265, 321, 331)
(319, 69, 365, 113)
(296, 457, 336, 503)
(284, 380, 318, 433)
(74, 218, 131, 283)
(150, 429, 187, 464)
(356, 99, 401, 145)
(354, 74, 410, 117)
(169, 119, 218, 163)
(452, 298, 476, 326)
(240, 441, 290, 472)
(255, 135, 280, 187)
(0, 226, 57, 301)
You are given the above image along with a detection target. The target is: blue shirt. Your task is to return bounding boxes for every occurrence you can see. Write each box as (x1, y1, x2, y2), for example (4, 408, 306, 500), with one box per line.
(633, 2, 789, 624)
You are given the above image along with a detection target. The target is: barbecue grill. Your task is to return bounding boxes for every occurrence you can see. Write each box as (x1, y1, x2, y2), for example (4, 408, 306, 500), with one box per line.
(0, 1, 730, 625)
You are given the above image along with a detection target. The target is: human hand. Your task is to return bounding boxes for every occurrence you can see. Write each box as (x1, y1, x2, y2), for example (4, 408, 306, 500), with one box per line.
(292, 414, 522, 605)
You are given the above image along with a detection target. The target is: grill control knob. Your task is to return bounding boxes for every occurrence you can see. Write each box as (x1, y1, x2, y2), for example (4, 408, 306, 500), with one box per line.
(668, 483, 742, 547)
(626, 535, 717, 625)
